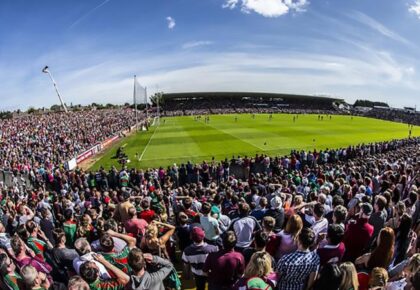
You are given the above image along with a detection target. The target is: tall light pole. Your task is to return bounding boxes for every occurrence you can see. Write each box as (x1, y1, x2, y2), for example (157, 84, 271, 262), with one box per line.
(42, 66, 68, 113)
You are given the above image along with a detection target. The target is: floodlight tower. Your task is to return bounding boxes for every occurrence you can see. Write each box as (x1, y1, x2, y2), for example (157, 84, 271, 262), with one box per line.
(42, 66, 68, 113)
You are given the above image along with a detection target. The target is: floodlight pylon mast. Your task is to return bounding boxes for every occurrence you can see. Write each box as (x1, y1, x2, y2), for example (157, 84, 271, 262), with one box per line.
(42, 66, 68, 113)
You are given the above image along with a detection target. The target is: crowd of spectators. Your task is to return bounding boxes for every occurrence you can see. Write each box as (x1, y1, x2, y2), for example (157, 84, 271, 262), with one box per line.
(0, 126, 418, 290)
(161, 95, 344, 117)
(0, 108, 139, 173)
(362, 108, 420, 126)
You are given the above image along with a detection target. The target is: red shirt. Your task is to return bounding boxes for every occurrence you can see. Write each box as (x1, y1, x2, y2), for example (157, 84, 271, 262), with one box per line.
(124, 218, 148, 236)
(203, 249, 245, 289)
(139, 209, 155, 223)
(343, 218, 373, 262)
(317, 242, 346, 266)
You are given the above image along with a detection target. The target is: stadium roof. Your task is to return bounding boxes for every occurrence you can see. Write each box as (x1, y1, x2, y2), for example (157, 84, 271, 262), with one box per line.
(161, 92, 344, 103)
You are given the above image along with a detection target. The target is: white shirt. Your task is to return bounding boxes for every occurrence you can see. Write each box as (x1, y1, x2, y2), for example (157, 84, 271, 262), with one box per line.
(311, 217, 329, 238)
(73, 253, 111, 280)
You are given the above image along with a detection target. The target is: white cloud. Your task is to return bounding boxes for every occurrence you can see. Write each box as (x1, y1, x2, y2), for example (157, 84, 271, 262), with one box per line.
(409, 0, 420, 19)
(348, 11, 410, 45)
(182, 41, 213, 49)
(222, 0, 308, 17)
(166, 16, 176, 29)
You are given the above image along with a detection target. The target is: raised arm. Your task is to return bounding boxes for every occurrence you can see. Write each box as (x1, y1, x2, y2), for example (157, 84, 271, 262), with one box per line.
(154, 221, 176, 246)
(106, 229, 136, 249)
(93, 253, 130, 285)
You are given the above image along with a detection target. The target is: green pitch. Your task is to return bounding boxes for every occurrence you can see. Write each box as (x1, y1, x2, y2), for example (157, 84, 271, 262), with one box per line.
(91, 114, 419, 170)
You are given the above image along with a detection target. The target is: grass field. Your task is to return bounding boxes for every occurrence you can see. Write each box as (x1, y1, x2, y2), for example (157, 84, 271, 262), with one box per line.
(91, 114, 419, 170)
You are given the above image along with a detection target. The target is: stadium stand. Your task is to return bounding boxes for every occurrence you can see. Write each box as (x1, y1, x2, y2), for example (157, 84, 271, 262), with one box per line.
(160, 92, 347, 116)
(0, 96, 418, 290)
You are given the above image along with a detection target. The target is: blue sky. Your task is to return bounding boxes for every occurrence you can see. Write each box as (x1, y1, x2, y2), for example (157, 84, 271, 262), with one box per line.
(1, 0, 420, 110)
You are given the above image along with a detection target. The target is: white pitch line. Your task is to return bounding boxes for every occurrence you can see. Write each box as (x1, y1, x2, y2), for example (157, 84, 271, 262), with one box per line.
(138, 124, 160, 161)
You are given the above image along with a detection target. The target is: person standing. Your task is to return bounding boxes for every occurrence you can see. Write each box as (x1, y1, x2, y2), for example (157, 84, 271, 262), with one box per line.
(182, 227, 218, 290)
(276, 228, 320, 290)
(203, 231, 245, 290)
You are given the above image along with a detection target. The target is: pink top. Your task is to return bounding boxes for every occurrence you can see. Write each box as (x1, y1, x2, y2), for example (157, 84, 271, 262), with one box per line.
(275, 230, 298, 260)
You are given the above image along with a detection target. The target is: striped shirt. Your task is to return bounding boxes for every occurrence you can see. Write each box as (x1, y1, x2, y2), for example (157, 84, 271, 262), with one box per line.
(182, 242, 218, 276)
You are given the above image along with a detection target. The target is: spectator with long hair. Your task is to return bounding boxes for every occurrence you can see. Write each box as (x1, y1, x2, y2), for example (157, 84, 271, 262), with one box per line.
(355, 227, 395, 271)
(340, 262, 359, 290)
(274, 214, 303, 260)
(234, 251, 274, 289)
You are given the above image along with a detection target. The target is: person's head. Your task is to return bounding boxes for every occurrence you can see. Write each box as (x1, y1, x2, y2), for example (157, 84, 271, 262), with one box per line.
(128, 248, 146, 273)
(312, 263, 342, 290)
(0, 253, 15, 275)
(285, 214, 303, 239)
(270, 196, 282, 210)
(298, 228, 315, 250)
(80, 261, 99, 284)
(141, 199, 150, 210)
(368, 267, 388, 289)
(333, 205, 347, 225)
(238, 202, 251, 216)
(64, 208, 73, 220)
(262, 216, 275, 232)
(74, 238, 91, 256)
(397, 213, 412, 240)
(99, 233, 114, 252)
(253, 230, 269, 249)
(191, 227, 205, 244)
(68, 275, 90, 290)
(222, 231, 237, 250)
(11, 235, 25, 255)
(340, 262, 359, 290)
(327, 224, 344, 245)
(244, 251, 272, 279)
(145, 224, 159, 241)
(201, 202, 212, 215)
(25, 220, 38, 236)
(374, 195, 387, 212)
(178, 212, 188, 225)
(360, 203, 373, 218)
(52, 228, 66, 245)
(368, 227, 395, 270)
(313, 202, 325, 220)
(21, 265, 49, 289)
(405, 253, 420, 276)
(182, 197, 193, 209)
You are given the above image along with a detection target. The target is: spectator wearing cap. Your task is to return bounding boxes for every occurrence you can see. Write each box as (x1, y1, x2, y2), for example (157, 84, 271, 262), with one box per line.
(343, 203, 374, 262)
(182, 227, 218, 290)
(229, 202, 262, 251)
(263, 196, 284, 233)
(276, 228, 320, 290)
(203, 231, 245, 290)
(369, 195, 388, 245)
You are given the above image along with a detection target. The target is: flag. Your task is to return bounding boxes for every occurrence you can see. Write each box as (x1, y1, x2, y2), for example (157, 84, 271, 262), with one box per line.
(135, 79, 147, 105)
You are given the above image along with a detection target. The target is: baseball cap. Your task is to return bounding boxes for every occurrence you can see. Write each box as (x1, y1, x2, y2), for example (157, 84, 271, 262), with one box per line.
(361, 203, 373, 216)
(191, 227, 205, 243)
